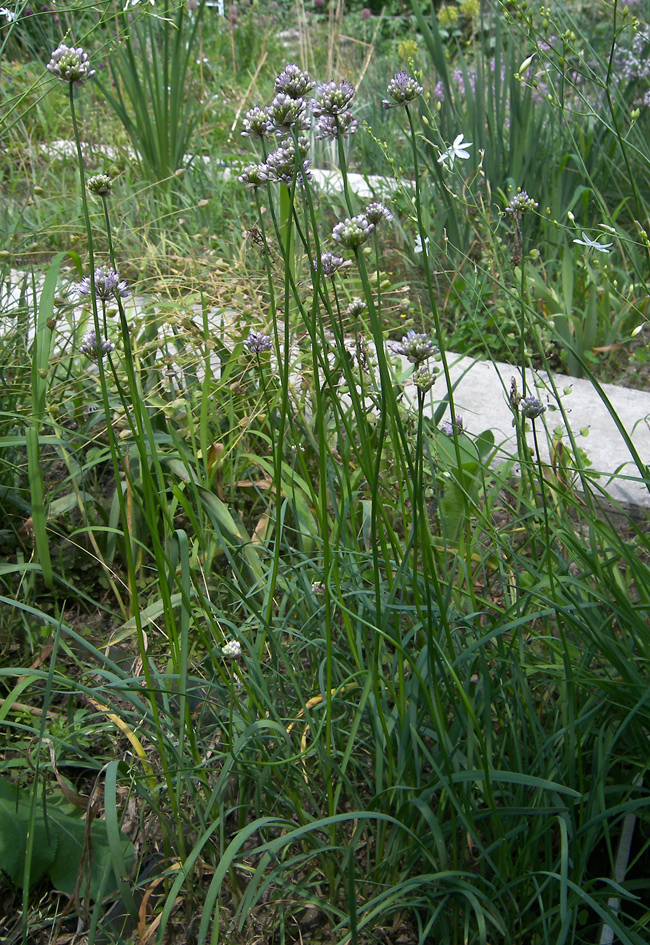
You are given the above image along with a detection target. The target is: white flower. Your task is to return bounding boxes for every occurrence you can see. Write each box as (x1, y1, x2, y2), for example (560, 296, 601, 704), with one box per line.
(573, 231, 613, 254)
(437, 133, 473, 170)
(123, 0, 155, 8)
(221, 639, 241, 659)
(0, 7, 17, 21)
(414, 235, 430, 255)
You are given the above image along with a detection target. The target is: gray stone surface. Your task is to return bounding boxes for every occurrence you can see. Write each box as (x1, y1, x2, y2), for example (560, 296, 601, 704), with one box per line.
(409, 353, 650, 509)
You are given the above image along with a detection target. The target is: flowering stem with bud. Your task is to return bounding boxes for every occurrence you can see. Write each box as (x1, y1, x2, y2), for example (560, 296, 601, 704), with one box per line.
(405, 104, 476, 612)
(65, 67, 190, 844)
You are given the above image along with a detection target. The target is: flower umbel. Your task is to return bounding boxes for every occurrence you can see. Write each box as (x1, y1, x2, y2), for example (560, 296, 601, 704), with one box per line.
(74, 267, 129, 302)
(238, 163, 269, 188)
(312, 80, 356, 117)
(275, 63, 315, 100)
(438, 133, 472, 169)
(505, 190, 538, 216)
(412, 365, 438, 393)
(389, 330, 437, 364)
(365, 201, 394, 225)
(383, 71, 423, 108)
(241, 105, 274, 139)
(332, 214, 375, 249)
(47, 44, 95, 86)
(79, 329, 115, 360)
(221, 640, 242, 659)
(440, 414, 465, 436)
(520, 395, 546, 419)
(87, 174, 113, 197)
(314, 252, 345, 276)
(244, 331, 272, 354)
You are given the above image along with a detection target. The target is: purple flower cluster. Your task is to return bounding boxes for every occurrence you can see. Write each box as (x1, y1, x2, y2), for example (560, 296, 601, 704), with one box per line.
(240, 64, 361, 188)
(74, 267, 129, 302)
(47, 44, 95, 86)
(244, 330, 273, 354)
(382, 71, 423, 109)
(313, 251, 345, 276)
(388, 330, 436, 364)
(79, 329, 115, 360)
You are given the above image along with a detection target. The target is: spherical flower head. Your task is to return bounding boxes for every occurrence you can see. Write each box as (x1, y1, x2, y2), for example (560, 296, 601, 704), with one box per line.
(314, 111, 359, 140)
(75, 267, 129, 302)
(47, 44, 95, 86)
(241, 105, 274, 139)
(268, 92, 309, 134)
(79, 328, 115, 360)
(389, 330, 436, 364)
(244, 330, 272, 354)
(239, 162, 269, 188)
(264, 140, 312, 186)
(383, 71, 423, 109)
(274, 63, 315, 99)
(412, 365, 438, 393)
(520, 395, 546, 420)
(365, 201, 393, 225)
(314, 251, 345, 276)
(87, 174, 113, 197)
(347, 298, 367, 318)
(312, 80, 356, 118)
(505, 190, 538, 215)
(332, 214, 374, 250)
(221, 639, 242, 659)
(311, 581, 326, 595)
(440, 414, 465, 436)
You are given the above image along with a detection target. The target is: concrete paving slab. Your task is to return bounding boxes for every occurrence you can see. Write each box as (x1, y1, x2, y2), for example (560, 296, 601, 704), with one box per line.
(406, 353, 650, 510)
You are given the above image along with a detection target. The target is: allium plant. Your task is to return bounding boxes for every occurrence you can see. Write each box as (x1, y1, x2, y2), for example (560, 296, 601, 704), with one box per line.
(274, 63, 315, 99)
(46, 44, 95, 86)
(382, 70, 423, 108)
(74, 267, 129, 302)
(332, 214, 375, 249)
(388, 330, 437, 364)
(244, 331, 273, 354)
(79, 328, 115, 360)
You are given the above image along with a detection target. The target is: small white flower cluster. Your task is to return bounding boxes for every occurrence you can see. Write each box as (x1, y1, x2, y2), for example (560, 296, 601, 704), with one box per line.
(221, 639, 242, 659)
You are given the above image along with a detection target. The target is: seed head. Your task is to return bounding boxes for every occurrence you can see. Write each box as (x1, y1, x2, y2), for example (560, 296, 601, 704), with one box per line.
(383, 71, 423, 109)
(47, 44, 95, 86)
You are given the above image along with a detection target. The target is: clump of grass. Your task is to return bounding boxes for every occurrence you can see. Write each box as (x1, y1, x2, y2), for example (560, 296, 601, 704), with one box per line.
(1, 6, 649, 945)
